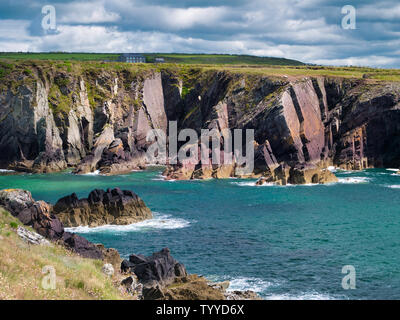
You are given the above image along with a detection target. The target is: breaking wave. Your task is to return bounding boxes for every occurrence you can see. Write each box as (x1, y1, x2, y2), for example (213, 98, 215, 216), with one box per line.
(65, 213, 192, 234)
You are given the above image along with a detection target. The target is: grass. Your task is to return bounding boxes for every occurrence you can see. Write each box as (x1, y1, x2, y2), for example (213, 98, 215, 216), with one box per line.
(144, 53, 304, 66)
(0, 52, 304, 66)
(0, 207, 131, 300)
(0, 52, 120, 62)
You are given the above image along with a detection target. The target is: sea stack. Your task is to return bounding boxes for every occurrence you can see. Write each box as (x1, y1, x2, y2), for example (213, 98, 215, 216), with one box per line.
(53, 188, 152, 227)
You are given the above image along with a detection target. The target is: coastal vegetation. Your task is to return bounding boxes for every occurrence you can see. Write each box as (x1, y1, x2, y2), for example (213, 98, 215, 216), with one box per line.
(0, 207, 130, 300)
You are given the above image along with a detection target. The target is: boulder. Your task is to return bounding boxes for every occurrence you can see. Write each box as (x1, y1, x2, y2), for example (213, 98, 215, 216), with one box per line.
(53, 188, 152, 227)
(96, 244, 122, 270)
(121, 248, 187, 287)
(0, 189, 34, 215)
(62, 232, 103, 260)
(0, 189, 64, 241)
(121, 275, 143, 297)
(17, 226, 51, 246)
(17, 201, 64, 240)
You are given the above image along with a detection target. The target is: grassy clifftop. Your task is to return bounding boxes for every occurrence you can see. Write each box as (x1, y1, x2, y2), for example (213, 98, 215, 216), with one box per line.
(0, 52, 304, 66)
(0, 208, 130, 300)
(1, 58, 399, 83)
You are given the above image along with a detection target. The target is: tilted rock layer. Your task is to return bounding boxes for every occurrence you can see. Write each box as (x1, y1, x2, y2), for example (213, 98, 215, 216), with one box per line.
(1, 62, 399, 180)
(53, 188, 152, 227)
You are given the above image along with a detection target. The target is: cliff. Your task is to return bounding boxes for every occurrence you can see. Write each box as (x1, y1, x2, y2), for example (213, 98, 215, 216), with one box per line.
(0, 61, 399, 180)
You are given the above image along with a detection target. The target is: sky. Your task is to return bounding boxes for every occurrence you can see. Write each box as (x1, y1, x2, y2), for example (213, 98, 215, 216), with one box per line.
(0, 0, 399, 68)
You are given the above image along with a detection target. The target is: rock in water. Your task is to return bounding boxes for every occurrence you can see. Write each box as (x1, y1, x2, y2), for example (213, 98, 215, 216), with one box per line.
(256, 164, 338, 186)
(53, 188, 152, 227)
(121, 247, 187, 287)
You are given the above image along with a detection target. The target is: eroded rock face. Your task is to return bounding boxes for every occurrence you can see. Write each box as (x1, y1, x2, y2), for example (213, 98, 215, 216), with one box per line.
(256, 164, 338, 186)
(1, 65, 400, 178)
(53, 188, 152, 227)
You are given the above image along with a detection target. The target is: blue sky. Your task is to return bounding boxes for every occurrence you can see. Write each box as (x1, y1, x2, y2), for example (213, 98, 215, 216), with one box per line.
(1, 0, 399, 67)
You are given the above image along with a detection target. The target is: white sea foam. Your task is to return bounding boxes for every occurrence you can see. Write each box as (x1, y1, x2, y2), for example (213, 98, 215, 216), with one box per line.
(337, 177, 370, 184)
(226, 277, 275, 293)
(0, 169, 15, 173)
(82, 170, 100, 176)
(387, 185, 400, 189)
(387, 168, 399, 172)
(65, 213, 191, 234)
(264, 292, 342, 300)
(230, 181, 259, 187)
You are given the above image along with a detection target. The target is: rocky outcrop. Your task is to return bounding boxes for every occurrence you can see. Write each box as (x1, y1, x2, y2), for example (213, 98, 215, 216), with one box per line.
(121, 247, 260, 300)
(0, 188, 103, 259)
(121, 248, 186, 287)
(0, 189, 63, 240)
(256, 164, 338, 185)
(1, 63, 400, 179)
(53, 188, 152, 227)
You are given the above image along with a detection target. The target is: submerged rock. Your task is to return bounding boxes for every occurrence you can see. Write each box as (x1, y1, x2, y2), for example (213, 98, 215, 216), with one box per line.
(53, 188, 152, 227)
(256, 164, 338, 186)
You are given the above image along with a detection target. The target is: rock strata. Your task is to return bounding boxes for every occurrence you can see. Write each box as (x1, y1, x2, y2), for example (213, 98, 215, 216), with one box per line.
(256, 164, 338, 186)
(53, 188, 152, 227)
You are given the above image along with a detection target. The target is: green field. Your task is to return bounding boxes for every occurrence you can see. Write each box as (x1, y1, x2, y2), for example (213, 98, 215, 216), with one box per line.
(0, 54, 399, 82)
(0, 52, 120, 61)
(0, 52, 304, 66)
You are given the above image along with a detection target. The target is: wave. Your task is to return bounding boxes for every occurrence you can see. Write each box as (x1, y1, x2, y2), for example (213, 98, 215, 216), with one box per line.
(225, 277, 276, 293)
(387, 168, 399, 172)
(387, 185, 400, 189)
(264, 291, 343, 300)
(337, 177, 370, 184)
(65, 213, 191, 234)
(0, 169, 15, 173)
(152, 174, 178, 182)
(82, 170, 100, 176)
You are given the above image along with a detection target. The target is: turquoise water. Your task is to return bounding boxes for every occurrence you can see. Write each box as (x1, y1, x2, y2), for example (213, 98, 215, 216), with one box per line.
(1, 168, 400, 299)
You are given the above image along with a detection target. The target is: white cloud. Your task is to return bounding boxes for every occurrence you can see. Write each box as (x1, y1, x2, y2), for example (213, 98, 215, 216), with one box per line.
(58, 2, 120, 23)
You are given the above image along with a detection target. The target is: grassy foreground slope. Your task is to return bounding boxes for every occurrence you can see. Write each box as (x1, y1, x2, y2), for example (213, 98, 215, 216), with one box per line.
(0, 208, 129, 300)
